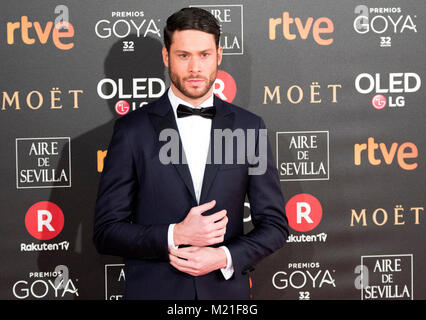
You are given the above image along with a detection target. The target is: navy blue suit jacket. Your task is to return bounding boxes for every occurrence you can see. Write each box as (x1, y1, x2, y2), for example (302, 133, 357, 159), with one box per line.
(93, 92, 288, 299)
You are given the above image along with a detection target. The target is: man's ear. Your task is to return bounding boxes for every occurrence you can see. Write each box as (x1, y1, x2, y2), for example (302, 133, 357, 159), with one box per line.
(162, 47, 169, 68)
(217, 46, 223, 66)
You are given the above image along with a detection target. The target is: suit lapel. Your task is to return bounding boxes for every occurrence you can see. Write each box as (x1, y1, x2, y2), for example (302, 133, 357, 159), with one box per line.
(148, 93, 197, 202)
(199, 96, 235, 204)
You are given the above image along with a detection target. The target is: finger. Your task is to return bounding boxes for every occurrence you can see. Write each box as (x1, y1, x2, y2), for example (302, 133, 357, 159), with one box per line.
(169, 248, 181, 256)
(212, 215, 228, 230)
(169, 254, 193, 268)
(170, 260, 200, 276)
(206, 209, 227, 223)
(207, 235, 225, 245)
(208, 228, 226, 239)
(170, 257, 199, 272)
(194, 200, 216, 214)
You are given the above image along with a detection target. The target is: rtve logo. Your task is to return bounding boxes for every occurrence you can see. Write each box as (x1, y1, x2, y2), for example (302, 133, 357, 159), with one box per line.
(269, 11, 334, 45)
(285, 194, 323, 232)
(25, 201, 64, 240)
(354, 138, 418, 170)
(5, 6, 75, 50)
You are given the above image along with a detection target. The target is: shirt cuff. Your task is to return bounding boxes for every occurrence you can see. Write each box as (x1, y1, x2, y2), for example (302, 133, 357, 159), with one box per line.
(219, 246, 234, 280)
(168, 224, 179, 250)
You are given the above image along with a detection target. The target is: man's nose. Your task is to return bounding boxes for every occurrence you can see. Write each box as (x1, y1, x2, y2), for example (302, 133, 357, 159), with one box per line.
(188, 56, 202, 74)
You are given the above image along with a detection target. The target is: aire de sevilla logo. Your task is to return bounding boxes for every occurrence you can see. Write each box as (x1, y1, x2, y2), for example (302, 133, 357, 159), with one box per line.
(285, 193, 322, 232)
(214, 70, 237, 103)
(25, 201, 64, 240)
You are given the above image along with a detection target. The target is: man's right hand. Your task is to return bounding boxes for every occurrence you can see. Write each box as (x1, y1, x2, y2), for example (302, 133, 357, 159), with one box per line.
(173, 200, 228, 247)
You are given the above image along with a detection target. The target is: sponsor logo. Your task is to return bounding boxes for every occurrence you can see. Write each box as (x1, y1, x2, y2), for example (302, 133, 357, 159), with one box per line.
(191, 4, 244, 55)
(4, 5, 75, 50)
(95, 10, 161, 52)
(355, 72, 421, 109)
(24, 201, 64, 241)
(263, 82, 341, 105)
(353, 5, 417, 47)
(354, 137, 418, 170)
(285, 194, 323, 233)
(105, 264, 125, 300)
(16, 137, 71, 189)
(1, 87, 83, 111)
(97, 77, 166, 113)
(269, 11, 334, 45)
(272, 261, 336, 300)
(12, 265, 78, 299)
(358, 254, 413, 300)
(214, 70, 237, 103)
(350, 205, 423, 227)
(21, 201, 69, 252)
(276, 131, 329, 181)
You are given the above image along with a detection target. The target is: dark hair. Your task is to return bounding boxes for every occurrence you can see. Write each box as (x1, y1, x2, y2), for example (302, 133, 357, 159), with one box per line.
(164, 7, 220, 52)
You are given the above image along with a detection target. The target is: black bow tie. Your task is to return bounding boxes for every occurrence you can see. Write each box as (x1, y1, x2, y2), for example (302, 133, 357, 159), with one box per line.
(176, 104, 216, 119)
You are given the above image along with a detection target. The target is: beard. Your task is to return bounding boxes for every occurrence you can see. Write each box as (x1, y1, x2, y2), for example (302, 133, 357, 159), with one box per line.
(168, 62, 217, 100)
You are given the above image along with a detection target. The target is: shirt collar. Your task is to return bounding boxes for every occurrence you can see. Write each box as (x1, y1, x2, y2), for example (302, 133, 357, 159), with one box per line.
(168, 87, 214, 117)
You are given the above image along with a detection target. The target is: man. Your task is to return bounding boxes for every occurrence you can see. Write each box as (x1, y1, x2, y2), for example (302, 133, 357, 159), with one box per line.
(93, 7, 288, 300)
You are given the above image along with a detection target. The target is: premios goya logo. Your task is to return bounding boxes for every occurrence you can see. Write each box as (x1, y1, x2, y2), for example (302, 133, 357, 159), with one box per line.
(4, 5, 75, 50)
(353, 5, 417, 48)
(94, 10, 161, 52)
(13, 265, 79, 299)
(272, 261, 336, 300)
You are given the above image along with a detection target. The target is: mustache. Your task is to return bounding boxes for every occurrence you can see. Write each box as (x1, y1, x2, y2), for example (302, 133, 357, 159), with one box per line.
(185, 76, 208, 81)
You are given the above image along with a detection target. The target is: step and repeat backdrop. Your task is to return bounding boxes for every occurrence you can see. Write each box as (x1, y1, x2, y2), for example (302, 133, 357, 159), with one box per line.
(0, 0, 424, 300)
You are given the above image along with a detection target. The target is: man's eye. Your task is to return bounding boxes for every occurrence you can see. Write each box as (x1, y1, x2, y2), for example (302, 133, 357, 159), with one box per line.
(202, 53, 210, 57)
(179, 54, 188, 58)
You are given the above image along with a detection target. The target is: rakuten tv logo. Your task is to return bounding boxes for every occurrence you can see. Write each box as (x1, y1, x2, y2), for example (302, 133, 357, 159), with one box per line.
(214, 70, 237, 103)
(285, 194, 322, 232)
(25, 201, 64, 240)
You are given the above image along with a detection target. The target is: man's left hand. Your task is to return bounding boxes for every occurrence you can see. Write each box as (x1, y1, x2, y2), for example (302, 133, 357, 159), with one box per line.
(169, 246, 227, 277)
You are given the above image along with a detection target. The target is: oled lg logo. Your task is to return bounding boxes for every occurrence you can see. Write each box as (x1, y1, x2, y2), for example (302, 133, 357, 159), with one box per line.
(97, 78, 166, 114)
(355, 72, 421, 110)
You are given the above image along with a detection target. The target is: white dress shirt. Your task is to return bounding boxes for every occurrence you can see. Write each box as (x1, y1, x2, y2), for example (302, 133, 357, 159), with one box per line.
(166, 87, 234, 280)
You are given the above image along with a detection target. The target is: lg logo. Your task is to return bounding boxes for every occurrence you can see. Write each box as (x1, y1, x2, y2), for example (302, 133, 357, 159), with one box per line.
(285, 194, 322, 232)
(25, 201, 64, 240)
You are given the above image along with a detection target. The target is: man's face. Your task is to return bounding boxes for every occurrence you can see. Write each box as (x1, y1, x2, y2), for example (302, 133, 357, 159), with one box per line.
(162, 29, 223, 104)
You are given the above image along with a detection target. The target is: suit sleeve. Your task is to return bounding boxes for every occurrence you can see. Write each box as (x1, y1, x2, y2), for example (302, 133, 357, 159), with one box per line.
(93, 118, 169, 261)
(226, 117, 289, 276)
